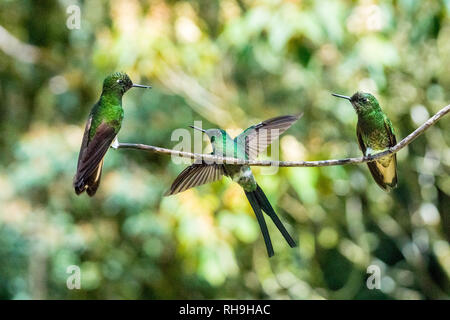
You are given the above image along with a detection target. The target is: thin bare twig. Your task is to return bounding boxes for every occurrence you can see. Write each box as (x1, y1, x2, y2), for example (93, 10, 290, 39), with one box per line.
(118, 104, 449, 167)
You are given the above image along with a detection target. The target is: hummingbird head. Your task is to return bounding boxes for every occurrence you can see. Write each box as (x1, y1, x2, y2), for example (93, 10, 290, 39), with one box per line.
(204, 129, 225, 144)
(332, 91, 379, 114)
(189, 126, 224, 145)
(102, 72, 151, 96)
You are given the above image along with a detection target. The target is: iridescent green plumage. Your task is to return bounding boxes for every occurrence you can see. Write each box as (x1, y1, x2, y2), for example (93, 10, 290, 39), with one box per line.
(73, 72, 150, 196)
(166, 115, 302, 257)
(333, 92, 398, 191)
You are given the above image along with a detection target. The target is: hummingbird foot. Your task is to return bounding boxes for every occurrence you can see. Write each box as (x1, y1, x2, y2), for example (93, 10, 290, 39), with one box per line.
(365, 147, 390, 157)
(365, 147, 375, 157)
(110, 136, 120, 149)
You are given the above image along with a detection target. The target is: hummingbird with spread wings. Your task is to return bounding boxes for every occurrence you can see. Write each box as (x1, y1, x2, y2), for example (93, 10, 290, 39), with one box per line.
(166, 115, 302, 257)
(332, 92, 398, 191)
(73, 72, 151, 196)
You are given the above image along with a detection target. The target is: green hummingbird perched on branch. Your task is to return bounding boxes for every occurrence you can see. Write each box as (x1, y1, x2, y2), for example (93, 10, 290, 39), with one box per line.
(73, 72, 151, 196)
(332, 92, 398, 191)
(165, 115, 302, 257)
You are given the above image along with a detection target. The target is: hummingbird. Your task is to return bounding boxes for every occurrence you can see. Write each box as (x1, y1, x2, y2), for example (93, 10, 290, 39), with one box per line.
(332, 92, 398, 191)
(73, 72, 151, 196)
(165, 115, 302, 257)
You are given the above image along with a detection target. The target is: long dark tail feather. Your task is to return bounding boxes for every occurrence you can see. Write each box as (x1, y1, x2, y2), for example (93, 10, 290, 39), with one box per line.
(254, 185, 297, 248)
(245, 191, 274, 257)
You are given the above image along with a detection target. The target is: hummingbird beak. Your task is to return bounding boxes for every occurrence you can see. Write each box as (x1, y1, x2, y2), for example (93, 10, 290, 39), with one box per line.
(331, 93, 351, 101)
(189, 125, 206, 133)
(132, 83, 152, 89)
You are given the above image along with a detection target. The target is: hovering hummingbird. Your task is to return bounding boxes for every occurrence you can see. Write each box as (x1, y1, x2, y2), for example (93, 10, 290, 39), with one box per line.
(165, 115, 302, 257)
(73, 72, 151, 196)
(332, 92, 397, 191)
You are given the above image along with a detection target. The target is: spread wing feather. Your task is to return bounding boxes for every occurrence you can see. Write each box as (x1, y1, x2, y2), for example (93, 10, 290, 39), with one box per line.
(234, 114, 301, 159)
(165, 162, 225, 196)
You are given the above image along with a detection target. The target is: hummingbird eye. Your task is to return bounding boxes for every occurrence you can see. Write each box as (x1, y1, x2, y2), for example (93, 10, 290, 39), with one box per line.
(117, 79, 123, 84)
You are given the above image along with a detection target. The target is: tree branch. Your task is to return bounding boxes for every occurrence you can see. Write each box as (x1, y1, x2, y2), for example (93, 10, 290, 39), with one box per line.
(118, 104, 449, 167)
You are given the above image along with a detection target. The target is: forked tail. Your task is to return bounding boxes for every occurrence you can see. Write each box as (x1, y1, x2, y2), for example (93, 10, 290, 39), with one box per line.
(245, 184, 297, 257)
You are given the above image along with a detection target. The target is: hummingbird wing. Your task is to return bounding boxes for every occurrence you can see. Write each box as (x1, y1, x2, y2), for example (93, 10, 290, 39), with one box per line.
(165, 162, 225, 196)
(356, 125, 367, 155)
(384, 116, 397, 147)
(76, 114, 92, 170)
(356, 118, 398, 191)
(73, 118, 117, 195)
(381, 116, 398, 189)
(234, 114, 301, 159)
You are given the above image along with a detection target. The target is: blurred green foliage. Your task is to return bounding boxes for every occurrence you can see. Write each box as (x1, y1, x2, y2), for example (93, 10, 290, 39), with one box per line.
(0, 0, 449, 299)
